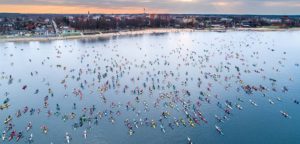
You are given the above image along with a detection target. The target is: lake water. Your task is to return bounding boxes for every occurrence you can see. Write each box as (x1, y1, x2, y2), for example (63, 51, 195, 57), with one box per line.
(0, 31, 300, 144)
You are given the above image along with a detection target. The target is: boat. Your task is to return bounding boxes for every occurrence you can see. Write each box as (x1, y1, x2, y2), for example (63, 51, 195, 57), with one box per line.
(6, 124, 13, 131)
(110, 117, 115, 124)
(225, 103, 233, 110)
(237, 98, 244, 102)
(16, 132, 23, 142)
(65, 132, 71, 144)
(151, 120, 156, 128)
(26, 122, 32, 131)
(2, 131, 5, 141)
(139, 118, 143, 126)
(193, 117, 200, 125)
(236, 104, 243, 110)
(28, 133, 33, 143)
(268, 99, 274, 104)
(83, 130, 87, 139)
(0, 103, 10, 110)
(200, 116, 208, 123)
(187, 137, 193, 144)
(215, 115, 224, 123)
(4, 116, 12, 124)
(133, 119, 138, 128)
(280, 111, 291, 118)
(8, 135, 13, 141)
(41, 126, 48, 134)
(174, 117, 179, 127)
(188, 118, 195, 127)
(223, 115, 229, 120)
(160, 124, 166, 133)
(3, 98, 10, 104)
(22, 85, 27, 90)
(249, 99, 258, 106)
(180, 118, 187, 127)
(277, 97, 282, 101)
(8, 131, 15, 141)
(128, 129, 134, 136)
(215, 125, 224, 135)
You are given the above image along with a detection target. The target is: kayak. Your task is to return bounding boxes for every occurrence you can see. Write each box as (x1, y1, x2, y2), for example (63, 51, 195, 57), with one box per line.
(3, 98, 10, 104)
(249, 99, 258, 106)
(180, 118, 187, 127)
(236, 104, 243, 110)
(4, 117, 12, 124)
(280, 110, 291, 118)
(65, 133, 71, 144)
(28, 134, 33, 143)
(269, 99, 274, 104)
(26, 123, 32, 131)
(41, 127, 48, 134)
(0, 104, 10, 110)
(160, 124, 166, 133)
(173, 117, 179, 127)
(83, 130, 87, 139)
(200, 116, 208, 123)
(215, 125, 224, 135)
(187, 137, 193, 144)
(22, 85, 27, 90)
(151, 120, 156, 128)
(8, 135, 13, 141)
(215, 115, 224, 123)
(16, 133, 23, 142)
(2, 131, 5, 141)
(8, 131, 15, 142)
(128, 129, 134, 136)
(188, 118, 195, 127)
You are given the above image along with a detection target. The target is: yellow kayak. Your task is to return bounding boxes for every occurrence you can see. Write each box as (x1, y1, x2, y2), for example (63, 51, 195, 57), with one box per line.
(4, 117, 12, 124)
(0, 104, 10, 110)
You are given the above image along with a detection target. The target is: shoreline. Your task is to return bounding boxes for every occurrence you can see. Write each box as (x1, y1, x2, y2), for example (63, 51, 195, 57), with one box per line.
(1, 27, 300, 43)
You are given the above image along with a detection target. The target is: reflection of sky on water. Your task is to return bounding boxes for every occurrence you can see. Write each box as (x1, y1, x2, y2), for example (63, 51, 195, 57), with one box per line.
(0, 31, 300, 144)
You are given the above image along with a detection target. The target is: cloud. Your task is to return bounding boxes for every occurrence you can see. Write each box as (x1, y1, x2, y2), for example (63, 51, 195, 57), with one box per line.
(0, 0, 299, 14)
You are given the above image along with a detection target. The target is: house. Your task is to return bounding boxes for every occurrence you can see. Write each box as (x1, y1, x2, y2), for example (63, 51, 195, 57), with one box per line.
(240, 20, 251, 27)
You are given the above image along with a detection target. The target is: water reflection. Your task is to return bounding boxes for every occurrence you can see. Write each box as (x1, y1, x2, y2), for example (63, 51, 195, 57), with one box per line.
(0, 31, 299, 144)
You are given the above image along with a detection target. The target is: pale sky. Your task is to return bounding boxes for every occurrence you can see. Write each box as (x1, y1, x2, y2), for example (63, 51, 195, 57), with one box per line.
(0, 0, 299, 14)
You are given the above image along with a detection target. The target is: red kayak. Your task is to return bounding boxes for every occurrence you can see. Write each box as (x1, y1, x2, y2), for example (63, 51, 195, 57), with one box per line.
(8, 131, 15, 141)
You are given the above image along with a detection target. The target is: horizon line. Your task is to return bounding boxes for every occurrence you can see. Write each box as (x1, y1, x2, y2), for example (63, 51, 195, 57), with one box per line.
(0, 12, 299, 16)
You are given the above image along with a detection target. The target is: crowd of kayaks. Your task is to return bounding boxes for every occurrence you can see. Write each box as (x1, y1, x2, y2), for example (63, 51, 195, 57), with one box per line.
(1, 89, 296, 143)
(0, 32, 299, 143)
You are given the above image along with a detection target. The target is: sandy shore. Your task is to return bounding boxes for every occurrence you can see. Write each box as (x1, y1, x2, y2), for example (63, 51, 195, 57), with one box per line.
(1, 28, 300, 43)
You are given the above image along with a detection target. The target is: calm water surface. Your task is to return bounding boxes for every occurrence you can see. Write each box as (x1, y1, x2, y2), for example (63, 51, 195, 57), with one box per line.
(0, 31, 300, 144)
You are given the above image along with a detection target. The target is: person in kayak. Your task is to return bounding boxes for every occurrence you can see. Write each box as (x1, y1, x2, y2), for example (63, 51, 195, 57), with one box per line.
(8, 130, 16, 141)
(16, 131, 23, 141)
(2, 131, 6, 141)
(28, 133, 33, 143)
(26, 122, 32, 131)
